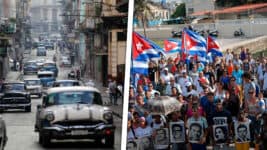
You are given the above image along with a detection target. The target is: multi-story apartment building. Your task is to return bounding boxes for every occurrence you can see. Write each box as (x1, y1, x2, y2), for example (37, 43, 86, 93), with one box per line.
(30, 0, 62, 35)
(184, 0, 214, 16)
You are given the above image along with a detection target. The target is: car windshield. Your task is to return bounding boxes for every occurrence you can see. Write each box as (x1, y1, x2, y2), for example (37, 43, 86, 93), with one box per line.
(54, 82, 79, 87)
(46, 91, 102, 106)
(25, 80, 41, 85)
(2, 83, 25, 91)
(38, 74, 53, 78)
(43, 63, 56, 68)
(24, 62, 37, 66)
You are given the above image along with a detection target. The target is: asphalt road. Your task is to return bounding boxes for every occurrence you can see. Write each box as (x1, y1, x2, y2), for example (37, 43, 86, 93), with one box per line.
(3, 48, 122, 150)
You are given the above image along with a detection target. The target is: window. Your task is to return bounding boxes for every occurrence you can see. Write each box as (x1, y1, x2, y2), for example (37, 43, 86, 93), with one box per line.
(188, 8, 194, 14)
(117, 32, 126, 41)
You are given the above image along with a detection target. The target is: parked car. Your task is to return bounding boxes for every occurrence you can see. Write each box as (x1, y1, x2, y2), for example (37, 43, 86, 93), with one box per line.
(52, 80, 81, 87)
(37, 71, 55, 88)
(37, 46, 46, 56)
(24, 78, 43, 98)
(0, 81, 31, 112)
(23, 61, 39, 75)
(35, 86, 115, 147)
(61, 57, 71, 67)
(0, 116, 7, 150)
(40, 61, 58, 77)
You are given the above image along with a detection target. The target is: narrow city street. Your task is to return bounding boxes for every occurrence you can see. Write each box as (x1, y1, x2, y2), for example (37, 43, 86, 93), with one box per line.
(2, 48, 122, 150)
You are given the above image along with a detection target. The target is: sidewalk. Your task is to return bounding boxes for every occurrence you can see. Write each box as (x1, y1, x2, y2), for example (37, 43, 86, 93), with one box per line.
(81, 77, 123, 119)
(5, 71, 22, 81)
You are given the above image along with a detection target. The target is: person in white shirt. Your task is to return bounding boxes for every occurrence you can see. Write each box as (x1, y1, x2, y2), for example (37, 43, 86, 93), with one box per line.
(135, 117, 153, 138)
(147, 83, 160, 99)
(160, 67, 174, 85)
(184, 82, 198, 97)
(224, 49, 233, 65)
(178, 70, 193, 94)
(166, 77, 182, 96)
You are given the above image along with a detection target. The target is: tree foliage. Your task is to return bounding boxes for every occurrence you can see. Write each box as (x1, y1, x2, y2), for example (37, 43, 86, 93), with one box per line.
(171, 3, 186, 18)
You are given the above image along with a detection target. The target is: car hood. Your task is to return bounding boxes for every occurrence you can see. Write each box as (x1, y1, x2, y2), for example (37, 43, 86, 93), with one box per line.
(44, 104, 111, 123)
(26, 85, 42, 89)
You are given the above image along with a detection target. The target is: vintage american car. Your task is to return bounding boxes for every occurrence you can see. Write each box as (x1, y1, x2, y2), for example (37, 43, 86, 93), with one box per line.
(37, 46, 47, 56)
(40, 61, 58, 77)
(34, 87, 115, 147)
(52, 80, 81, 87)
(0, 82, 31, 112)
(37, 71, 55, 88)
(23, 61, 39, 75)
(24, 78, 43, 98)
(0, 116, 7, 150)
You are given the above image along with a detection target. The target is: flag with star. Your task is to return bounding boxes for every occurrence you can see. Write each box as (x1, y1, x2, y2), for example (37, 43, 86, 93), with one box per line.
(163, 39, 181, 54)
(207, 35, 223, 57)
(181, 29, 207, 57)
(132, 32, 164, 75)
(132, 32, 164, 61)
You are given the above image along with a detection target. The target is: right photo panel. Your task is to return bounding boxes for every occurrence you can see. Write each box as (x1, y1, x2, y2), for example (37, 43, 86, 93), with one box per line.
(126, 0, 267, 150)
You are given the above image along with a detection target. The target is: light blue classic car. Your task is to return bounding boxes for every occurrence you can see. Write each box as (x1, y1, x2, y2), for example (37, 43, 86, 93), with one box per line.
(37, 71, 55, 88)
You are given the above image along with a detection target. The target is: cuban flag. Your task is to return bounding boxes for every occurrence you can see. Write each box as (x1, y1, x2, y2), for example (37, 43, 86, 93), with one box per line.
(132, 32, 164, 75)
(181, 29, 207, 57)
(164, 39, 181, 54)
(207, 35, 223, 57)
(132, 32, 164, 61)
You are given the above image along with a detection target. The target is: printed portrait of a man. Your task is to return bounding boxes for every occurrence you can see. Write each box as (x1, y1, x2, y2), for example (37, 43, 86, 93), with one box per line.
(155, 128, 169, 146)
(127, 140, 138, 150)
(170, 122, 185, 143)
(139, 136, 153, 150)
(188, 122, 203, 143)
(213, 125, 228, 144)
(235, 123, 251, 143)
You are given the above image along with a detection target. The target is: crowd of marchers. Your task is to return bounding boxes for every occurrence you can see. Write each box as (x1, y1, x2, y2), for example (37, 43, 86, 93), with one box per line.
(127, 47, 267, 150)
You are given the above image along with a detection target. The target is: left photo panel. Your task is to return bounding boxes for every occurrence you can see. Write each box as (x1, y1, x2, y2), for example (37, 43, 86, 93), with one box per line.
(0, 0, 129, 150)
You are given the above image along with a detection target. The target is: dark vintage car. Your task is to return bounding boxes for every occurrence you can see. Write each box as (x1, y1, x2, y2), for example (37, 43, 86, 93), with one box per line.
(0, 82, 31, 112)
(23, 61, 39, 75)
(52, 80, 81, 87)
(35, 87, 115, 147)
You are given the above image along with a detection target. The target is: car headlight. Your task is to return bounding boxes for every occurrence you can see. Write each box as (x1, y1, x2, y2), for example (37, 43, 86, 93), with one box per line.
(45, 112, 55, 121)
(103, 112, 113, 121)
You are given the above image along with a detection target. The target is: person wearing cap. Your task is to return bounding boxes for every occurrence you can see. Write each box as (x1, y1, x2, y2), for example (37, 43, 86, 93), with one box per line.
(184, 82, 198, 97)
(194, 71, 210, 96)
(160, 67, 174, 85)
(135, 116, 153, 138)
(178, 70, 193, 95)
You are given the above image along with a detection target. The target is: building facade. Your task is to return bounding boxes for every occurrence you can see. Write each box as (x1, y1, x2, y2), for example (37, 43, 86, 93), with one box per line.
(30, 0, 62, 36)
(185, 0, 214, 16)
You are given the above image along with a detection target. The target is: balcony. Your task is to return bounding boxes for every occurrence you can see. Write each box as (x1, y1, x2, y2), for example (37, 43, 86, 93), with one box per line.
(101, 0, 126, 17)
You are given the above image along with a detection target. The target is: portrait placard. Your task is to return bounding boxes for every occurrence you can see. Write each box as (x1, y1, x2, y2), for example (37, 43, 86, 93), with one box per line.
(213, 117, 227, 125)
(139, 136, 153, 150)
(170, 122, 185, 143)
(188, 121, 203, 143)
(127, 139, 139, 150)
(213, 124, 228, 144)
(154, 128, 169, 149)
(234, 121, 251, 143)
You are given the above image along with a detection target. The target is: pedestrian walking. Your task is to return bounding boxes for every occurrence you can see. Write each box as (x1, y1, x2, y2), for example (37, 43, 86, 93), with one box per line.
(108, 78, 118, 105)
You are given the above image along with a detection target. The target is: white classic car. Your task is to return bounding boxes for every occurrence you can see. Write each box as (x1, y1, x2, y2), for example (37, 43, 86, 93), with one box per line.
(34, 86, 115, 148)
(24, 78, 43, 98)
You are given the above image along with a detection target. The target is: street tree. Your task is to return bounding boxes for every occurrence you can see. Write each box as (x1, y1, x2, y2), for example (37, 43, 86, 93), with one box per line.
(134, 0, 153, 37)
(171, 3, 186, 19)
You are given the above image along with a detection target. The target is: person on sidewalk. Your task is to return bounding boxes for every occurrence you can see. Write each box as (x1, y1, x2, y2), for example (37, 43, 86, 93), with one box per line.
(108, 78, 118, 105)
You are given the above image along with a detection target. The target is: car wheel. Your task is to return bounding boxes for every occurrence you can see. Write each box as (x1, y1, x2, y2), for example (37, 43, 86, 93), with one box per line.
(104, 134, 114, 148)
(25, 105, 31, 112)
(39, 131, 51, 147)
